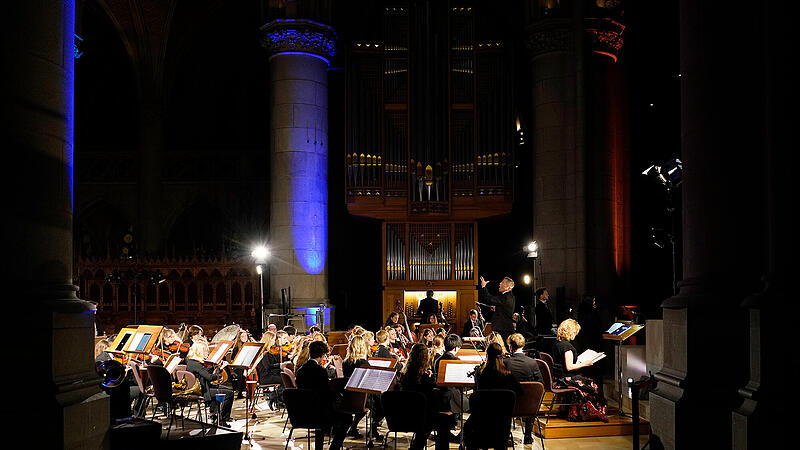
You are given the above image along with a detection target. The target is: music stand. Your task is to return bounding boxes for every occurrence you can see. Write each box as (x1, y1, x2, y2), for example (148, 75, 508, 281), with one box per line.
(603, 322, 645, 416)
(205, 340, 233, 366)
(437, 360, 480, 448)
(346, 366, 396, 448)
(230, 342, 267, 442)
(123, 325, 163, 355)
(366, 357, 398, 369)
(107, 327, 137, 357)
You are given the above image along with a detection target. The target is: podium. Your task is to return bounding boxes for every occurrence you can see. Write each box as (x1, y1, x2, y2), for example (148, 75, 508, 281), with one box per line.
(603, 322, 645, 415)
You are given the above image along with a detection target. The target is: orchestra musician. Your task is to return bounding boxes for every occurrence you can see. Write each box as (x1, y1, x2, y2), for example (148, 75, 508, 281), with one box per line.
(267, 323, 278, 334)
(486, 332, 511, 358)
(342, 335, 370, 438)
(384, 311, 400, 327)
(294, 341, 350, 450)
(230, 329, 254, 398)
(416, 290, 440, 319)
(180, 325, 204, 360)
(399, 343, 457, 449)
(431, 335, 445, 361)
(256, 331, 283, 385)
(505, 333, 543, 445)
(421, 328, 436, 347)
(461, 309, 486, 338)
(185, 340, 233, 427)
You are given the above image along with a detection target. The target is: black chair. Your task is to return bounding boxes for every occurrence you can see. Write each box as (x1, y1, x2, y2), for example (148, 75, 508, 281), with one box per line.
(282, 388, 328, 450)
(465, 389, 516, 449)
(535, 358, 578, 423)
(380, 390, 427, 449)
(512, 382, 546, 449)
(147, 365, 205, 438)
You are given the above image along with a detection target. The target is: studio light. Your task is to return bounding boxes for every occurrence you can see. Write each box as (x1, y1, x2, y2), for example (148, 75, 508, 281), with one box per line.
(526, 240, 538, 258)
(251, 245, 270, 264)
(256, 265, 263, 275)
(523, 274, 531, 285)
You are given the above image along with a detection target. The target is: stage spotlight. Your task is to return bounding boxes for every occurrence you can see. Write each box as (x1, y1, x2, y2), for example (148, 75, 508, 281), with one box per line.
(526, 241, 538, 258)
(251, 245, 270, 264)
(256, 265, 263, 275)
(523, 274, 531, 285)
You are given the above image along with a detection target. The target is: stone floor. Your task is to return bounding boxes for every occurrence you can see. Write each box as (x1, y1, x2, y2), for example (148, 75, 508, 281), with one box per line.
(149, 394, 651, 450)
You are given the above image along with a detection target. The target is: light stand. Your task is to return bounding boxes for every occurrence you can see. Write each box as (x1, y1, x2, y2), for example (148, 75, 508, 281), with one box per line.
(251, 245, 270, 337)
(643, 159, 682, 295)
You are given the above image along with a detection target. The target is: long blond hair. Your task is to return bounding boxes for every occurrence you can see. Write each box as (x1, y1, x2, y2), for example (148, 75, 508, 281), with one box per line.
(345, 335, 368, 364)
(187, 340, 209, 361)
(261, 331, 276, 349)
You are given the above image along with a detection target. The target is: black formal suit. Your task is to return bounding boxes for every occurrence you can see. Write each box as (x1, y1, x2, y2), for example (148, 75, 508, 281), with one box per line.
(535, 300, 555, 335)
(461, 318, 486, 337)
(294, 358, 349, 449)
(433, 351, 459, 375)
(505, 352, 543, 383)
(417, 296, 440, 318)
(373, 344, 394, 359)
(480, 286, 515, 338)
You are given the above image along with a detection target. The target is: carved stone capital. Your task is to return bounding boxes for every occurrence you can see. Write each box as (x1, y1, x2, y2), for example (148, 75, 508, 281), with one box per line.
(585, 17, 625, 62)
(260, 19, 336, 62)
(524, 19, 572, 59)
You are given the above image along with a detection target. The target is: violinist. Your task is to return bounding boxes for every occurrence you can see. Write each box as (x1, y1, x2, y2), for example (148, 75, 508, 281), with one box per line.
(186, 340, 233, 427)
(487, 332, 511, 358)
(364, 330, 377, 356)
(230, 329, 253, 399)
(431, 335, 445, 361)
(267, 323, 278, 334)
(283, 325, 297, 344)
(373, 329, 395, 360)
(342, 335, 369, 377)
(180, 325, 204, 360)
(393, 323, 410, 348)
(256, 331, 282, 385)
(274, 330, 292, 361)
(291, 337, 313, 370)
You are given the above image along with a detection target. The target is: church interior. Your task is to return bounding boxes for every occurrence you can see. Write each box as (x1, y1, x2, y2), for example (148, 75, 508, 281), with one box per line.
(6, 0, 787, 449)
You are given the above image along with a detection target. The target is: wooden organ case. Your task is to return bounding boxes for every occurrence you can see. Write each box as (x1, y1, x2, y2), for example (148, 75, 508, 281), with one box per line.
(345, 1, 515, 331)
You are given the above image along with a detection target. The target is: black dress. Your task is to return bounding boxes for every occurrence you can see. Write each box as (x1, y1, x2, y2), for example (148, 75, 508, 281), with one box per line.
(550, 340, 607, 422)
(342, 358, 368, 378)
(400, 372, 452, 450)
(256, 351, 282, 385)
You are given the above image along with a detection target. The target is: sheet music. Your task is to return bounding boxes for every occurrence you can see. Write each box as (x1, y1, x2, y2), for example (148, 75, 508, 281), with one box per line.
(346, 368, 395, 393)
(458, 354, 484, 362)
(444, 363, 477, 384)
(166, 356, 181, 374)
(233, 346, 260, 367)
(606, 323, 624, 334)
(576, 349, 606, 365)
(129, 332, 150, 352)
(209, 343, 228, 363)
(368, 359, 392, 368)
(114, 333, 132, 352)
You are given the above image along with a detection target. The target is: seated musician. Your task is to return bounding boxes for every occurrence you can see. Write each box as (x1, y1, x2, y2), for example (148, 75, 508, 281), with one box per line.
(291, 337, 313, 370)
(364, 331, 377, 356)
(180, 325, 204, 360)
(431, 335, 445, 360)
(416, 290, 440, 319)
(94, 338, 112, 363)
(283, 325, 298, 344)
(400, 343, 456, 449)
(230, 329, 254, 398)
(373, 329, 395, 359)
(256, 331, 282, 385)
(294, 340, 350, 450)
(487, 332, 511, 357)
(433, 334, 469, 416)
(342, 335, 370, 439)
(342, 335, 369, 377)
(461, 309, 486, 338)
(274, 330, 292, 363)
(267, 323, 278, 334)
(392, 323, 411, 348)
(421, 328, 436, 347)
(384, 311, 400, 327)
(186, 340, 233, 427)
(505, 333, 542, 445)
(464, 342, 523, 448)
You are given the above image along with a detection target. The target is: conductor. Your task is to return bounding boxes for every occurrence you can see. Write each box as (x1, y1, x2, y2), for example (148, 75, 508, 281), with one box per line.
(479, 276, 516, 342)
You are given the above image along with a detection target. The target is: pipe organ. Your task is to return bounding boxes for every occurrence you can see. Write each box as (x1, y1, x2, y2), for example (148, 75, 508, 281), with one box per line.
(345, 1, 515, 330)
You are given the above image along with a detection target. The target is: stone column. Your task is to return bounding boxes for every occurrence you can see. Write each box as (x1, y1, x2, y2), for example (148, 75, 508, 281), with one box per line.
(261, 20, 335, 327)
(526, 18, 585, 307)
(4, 1, 108, 447)
(648, 1, 770, 448)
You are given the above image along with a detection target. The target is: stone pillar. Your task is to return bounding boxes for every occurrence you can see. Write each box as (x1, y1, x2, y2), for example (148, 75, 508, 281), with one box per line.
(526, 18, 586, 306)
(4, 1, 109, 447)
(648, 1, 770, 448)
(261, 20, 335, 325)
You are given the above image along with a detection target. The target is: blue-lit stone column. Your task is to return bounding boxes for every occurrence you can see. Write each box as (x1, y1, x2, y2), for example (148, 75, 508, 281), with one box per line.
(261, 20, 335, 327)
(5, 1, 108, 446)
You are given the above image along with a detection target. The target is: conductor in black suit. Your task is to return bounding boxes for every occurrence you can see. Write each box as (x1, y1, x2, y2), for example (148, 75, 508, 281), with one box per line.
(479, 276, 516, 342)
(417, 290, 440, 319)
(294, 340, 350, 450)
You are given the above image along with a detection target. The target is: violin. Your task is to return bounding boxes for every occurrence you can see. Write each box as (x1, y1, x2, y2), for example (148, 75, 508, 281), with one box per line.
(369, 342, 379, 355)
(169, 340, 190, 354)
(280, 342, 293, 359)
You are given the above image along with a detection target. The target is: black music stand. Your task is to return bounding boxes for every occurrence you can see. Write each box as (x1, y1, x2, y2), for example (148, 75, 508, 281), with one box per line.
(346, 366, 396, 449)
(603, 322, 645, 416)
(437, 360, 479, 449)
